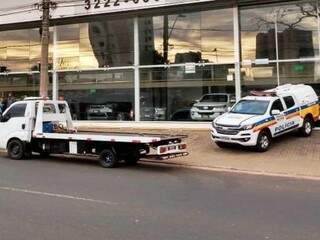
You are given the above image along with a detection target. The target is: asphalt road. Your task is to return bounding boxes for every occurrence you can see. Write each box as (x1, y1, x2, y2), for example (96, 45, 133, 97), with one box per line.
(0, 156, 320, 240)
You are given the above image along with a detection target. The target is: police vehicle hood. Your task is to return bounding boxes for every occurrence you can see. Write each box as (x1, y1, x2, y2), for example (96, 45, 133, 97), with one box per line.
(215, 113, 265, 127)
(193, 102, 227, 108)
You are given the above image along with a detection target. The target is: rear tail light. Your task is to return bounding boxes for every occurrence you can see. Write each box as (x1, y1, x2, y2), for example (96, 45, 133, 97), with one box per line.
(179, 144, 187, 150)
(159, 146, 167, 154)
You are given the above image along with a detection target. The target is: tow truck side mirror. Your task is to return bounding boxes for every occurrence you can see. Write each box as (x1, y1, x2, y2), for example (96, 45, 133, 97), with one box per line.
(271, 109, 281, 115)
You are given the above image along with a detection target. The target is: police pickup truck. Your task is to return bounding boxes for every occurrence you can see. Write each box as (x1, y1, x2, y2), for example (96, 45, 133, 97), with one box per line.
(211, 84, 320, 152)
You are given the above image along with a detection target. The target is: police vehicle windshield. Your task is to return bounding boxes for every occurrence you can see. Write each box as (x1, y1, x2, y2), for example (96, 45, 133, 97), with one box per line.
(231, 100, 269, 115)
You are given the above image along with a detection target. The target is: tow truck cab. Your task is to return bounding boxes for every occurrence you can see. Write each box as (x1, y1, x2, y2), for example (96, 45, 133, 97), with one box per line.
(211, 84, 319, 152)
(0, 98, 188, 168)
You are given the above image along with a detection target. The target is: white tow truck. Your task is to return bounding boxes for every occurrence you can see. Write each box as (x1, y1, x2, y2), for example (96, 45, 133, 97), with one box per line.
(211, 84, 320, 152)
(0, 98, 187, 168)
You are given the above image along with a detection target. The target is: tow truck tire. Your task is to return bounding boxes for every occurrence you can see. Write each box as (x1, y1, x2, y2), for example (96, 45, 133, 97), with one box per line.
(255, 131, 271, 152)
(299, 117, 313, 137)
(99, 149, 118, 168)
(7, 139, 25, 160)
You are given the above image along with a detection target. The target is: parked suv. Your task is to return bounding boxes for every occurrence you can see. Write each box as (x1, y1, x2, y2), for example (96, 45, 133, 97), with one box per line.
(191, 93, 235, 121)
(211, 84, 320, 152)
(87, 105, 113, 120)
(87, 102, 133, 121)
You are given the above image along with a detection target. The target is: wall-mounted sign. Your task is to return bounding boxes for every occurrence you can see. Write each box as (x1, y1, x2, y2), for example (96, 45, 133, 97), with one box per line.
(185, 62, 196, 74)
(83, 0, 166, 13)
(0, 0, 216, 26)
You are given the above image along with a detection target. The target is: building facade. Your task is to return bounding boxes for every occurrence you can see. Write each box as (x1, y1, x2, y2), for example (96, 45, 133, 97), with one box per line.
(0, 0, 319, 122)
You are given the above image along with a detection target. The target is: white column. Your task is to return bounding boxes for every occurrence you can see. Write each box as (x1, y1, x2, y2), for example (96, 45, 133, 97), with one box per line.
(52, 26, 58, 100)
(233, 6, 241, 101)
(134, 17, 140, 122)
(274, 13, 280, 86)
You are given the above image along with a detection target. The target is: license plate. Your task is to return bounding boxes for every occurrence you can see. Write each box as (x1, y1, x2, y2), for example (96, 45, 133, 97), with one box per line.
(168, 146, 177, 151)
(220, 136, 231, 141)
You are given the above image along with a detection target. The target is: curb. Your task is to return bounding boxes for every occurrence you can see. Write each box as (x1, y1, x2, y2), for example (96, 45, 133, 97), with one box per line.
(141, 160, 320, 181)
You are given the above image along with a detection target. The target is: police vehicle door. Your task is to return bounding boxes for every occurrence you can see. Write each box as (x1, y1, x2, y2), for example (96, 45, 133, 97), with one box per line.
(269, 99, 286, 137)
(282, 95, 300, 131)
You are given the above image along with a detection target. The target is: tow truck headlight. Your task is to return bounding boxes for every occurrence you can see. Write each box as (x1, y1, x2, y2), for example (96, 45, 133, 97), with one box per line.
(241, 124, 255, 130)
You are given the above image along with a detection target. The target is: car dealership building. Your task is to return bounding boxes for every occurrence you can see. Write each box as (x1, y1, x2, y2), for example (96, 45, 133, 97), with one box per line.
(0, 0, 319, 123)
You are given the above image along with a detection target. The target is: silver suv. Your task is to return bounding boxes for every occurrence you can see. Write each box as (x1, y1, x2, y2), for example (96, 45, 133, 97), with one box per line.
(191, 93, 235, 121)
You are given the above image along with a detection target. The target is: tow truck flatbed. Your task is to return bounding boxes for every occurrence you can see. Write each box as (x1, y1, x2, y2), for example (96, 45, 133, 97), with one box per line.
(33, 131, 187, 144)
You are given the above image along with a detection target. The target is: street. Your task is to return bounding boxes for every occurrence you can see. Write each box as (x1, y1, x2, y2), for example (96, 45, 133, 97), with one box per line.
(0, 156, 320, 240)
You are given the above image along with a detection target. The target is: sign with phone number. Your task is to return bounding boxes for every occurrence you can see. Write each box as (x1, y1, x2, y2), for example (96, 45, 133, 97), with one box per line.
(83, 0, 165, 13)
(84, 0, 162, 11)
(0, 0, 215, 26)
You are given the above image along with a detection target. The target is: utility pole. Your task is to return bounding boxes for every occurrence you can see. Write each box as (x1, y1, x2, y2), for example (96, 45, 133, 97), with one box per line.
(39, 0, 52, 98)
(163, 15, 169, 64)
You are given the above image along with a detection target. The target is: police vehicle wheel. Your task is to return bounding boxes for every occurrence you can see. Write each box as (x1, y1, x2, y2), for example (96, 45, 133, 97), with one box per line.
(299, 117, 313, 137)
(99, 149, 118, 168)
(7, 139, 25, 160)
(216, 142, 231, 149)
(255, 131, 271, 152)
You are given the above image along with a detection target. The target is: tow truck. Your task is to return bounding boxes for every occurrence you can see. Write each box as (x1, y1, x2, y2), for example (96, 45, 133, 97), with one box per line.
(211, 84, 320, 152)
(0, 98, 187, 168)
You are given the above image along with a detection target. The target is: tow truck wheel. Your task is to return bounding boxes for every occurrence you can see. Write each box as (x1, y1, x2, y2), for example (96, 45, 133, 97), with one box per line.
(7, 139, 25, 160)
(299, 117, 313, 137)
(255, 131, 271, 152)
(99, 149, 118, 168)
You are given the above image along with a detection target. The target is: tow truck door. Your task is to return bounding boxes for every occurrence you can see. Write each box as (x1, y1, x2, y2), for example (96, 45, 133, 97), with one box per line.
(0, 103, 29, 149)
(269, 99, 286, 137)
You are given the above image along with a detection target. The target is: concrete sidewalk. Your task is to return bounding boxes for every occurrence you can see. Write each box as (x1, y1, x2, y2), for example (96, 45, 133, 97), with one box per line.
(159, 131, 320, 178)
(76, 123, 320, 179)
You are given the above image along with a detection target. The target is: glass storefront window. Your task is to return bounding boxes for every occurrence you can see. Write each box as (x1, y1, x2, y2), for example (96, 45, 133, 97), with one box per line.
(241, 63, 278, 96)
(276, 2, 319, 60)
(241, 1, 319, 61)
(0, 73, 52, 104)
(139, 8, 234, 65)
(56, 19, 135, 71)
(241, 6, 277, 61)
(140, 64, 235, 121)
(58, 69, 134, 121)
(240, 1, 320, 102)
(0, 29, 52, 72)
(279, 61, 320, 90)
(57, 24, 80, 70)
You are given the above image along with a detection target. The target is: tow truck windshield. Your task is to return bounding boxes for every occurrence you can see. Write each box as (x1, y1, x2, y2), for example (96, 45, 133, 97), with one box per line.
(230, 100, 270, 115)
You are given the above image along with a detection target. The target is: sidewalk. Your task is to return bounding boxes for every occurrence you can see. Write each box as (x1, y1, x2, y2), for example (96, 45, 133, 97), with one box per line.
(76, 122, 320, 179)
